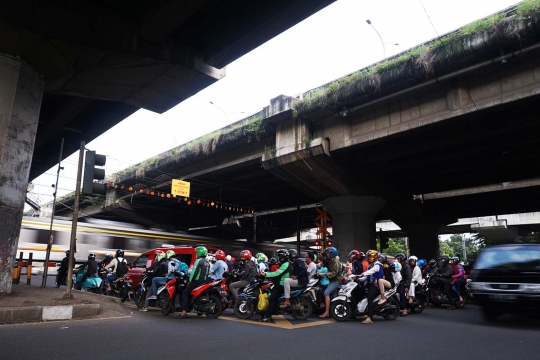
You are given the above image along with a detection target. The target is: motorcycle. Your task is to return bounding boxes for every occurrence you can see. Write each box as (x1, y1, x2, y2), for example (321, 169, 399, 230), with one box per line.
(214, 270, 241, 310)
(406, 280, 427, 314)
(329, 276, 400, 322)
(234, 277, 318, 320)
(74, 267, 102, 293)
(425, 273, 467, 308)
(181, 278, 223, 318)
(160, 271, 189, 316)
(99, 269, 131, 303)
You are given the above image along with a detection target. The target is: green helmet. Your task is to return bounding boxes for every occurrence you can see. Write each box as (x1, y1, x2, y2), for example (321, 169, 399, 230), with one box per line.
(154, 250, 166, 263)
(256, 253, 267, 262)
(195, 246, 208, 258)
(165, 250, 176, 259)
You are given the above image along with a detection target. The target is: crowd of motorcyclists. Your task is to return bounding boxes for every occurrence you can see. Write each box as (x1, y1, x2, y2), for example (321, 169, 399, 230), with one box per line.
(57, 244, 470, 323)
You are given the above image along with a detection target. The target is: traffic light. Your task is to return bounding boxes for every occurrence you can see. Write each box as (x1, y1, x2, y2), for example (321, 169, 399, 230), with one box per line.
(326, 239, 333, 247)
(82, 151, 106, 195)
(315, 240, 320, 247)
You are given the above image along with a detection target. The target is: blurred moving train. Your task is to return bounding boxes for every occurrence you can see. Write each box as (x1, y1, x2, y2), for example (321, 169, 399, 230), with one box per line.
(18, 217, 303, 265)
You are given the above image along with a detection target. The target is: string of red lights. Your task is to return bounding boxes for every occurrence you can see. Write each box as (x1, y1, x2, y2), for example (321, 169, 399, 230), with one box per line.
(106, 183, 255, 214)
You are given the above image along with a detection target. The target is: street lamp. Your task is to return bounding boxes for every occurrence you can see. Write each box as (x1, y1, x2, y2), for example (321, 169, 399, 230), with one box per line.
(209, 101, 244, 125)
(366, 19, 399, 58)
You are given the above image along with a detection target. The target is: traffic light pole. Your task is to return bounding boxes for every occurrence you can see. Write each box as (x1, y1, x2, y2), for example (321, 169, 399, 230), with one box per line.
(64, 141, 84, 299)
(42, 138, 64, 287)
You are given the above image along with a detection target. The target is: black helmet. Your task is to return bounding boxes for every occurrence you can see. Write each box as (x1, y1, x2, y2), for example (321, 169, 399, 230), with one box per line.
(439, 256, 449, 265)
(116, 249, 124, 258)
(359, 251, 366, 260)
(288, 249, 298, 259)
(275, 249, 289, 264)
(65, 250, 70, 256)
(378, 253, 388, 264)
(268, 257, 278, 265)
(395, 253, 406, 262)
(450, 256, 460, 265)
(88, 253, 96, 261)
(428, 259, 437, 267)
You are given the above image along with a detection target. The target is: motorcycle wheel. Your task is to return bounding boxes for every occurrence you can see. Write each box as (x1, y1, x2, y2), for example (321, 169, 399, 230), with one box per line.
(205, 295, 223, 319)
(329, 300, 352, 322)
(120, 286, 129, 303)
(234, 300, 255, 319)
(410, 295, 425, 314)
(383, 298, 400, 320)
(161, 294, 173, 316)
(291, 297, 313, 321)
(430, 290, 442, 306)
(134, 292, 145, 309)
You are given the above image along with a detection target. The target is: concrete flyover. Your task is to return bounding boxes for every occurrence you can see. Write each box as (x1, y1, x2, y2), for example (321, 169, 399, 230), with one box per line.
(53, 5, 540, 260)
(0, 0, 337, 293)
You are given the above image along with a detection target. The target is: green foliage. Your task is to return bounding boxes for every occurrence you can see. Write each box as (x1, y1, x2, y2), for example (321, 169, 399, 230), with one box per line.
(439, 234, 486, 260)
(171, 147, 179, 155)
(461, 13, 505, 35)
(517, 0, 540, 18)
(381, 238, 407, 256)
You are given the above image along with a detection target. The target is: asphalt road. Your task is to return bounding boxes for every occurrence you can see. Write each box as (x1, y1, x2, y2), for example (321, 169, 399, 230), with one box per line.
(1, 303, 538, 360)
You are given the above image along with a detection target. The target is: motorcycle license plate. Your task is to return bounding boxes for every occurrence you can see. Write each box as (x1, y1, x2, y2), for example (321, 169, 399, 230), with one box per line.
(489, 294, 517, 301)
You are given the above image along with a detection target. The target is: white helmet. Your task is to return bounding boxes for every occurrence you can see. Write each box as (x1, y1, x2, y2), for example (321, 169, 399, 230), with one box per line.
(105, 252, 112, 257)
(408, 255, 418, 262)
(226, 255, 232, 261)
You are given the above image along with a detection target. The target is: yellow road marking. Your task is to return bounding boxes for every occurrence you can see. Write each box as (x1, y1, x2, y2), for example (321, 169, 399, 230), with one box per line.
(218, 314, 335, 330)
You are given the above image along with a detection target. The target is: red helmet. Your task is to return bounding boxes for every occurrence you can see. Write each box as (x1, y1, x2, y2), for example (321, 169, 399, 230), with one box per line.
(349, 250, 360, 261)
(215, 250, 226, 261)
(240, 250, 252, 260)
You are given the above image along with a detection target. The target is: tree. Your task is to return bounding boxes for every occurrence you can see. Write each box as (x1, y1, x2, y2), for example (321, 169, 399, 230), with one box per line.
(439, 233, 486, 260)
(381, 238, 406, 256)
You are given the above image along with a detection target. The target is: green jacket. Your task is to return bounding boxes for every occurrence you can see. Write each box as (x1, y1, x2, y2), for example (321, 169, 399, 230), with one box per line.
(264, 262, 290, 286)
(326, 257, 343, 284)
(190, 257, 209, 282)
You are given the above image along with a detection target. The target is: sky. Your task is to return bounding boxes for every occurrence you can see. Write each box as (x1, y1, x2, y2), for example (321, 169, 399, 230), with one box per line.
(28, 0, 521, 210)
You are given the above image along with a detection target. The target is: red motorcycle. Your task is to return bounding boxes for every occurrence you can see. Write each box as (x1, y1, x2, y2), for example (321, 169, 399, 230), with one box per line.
(160, 271, 189, 316)
(180, 278, 224, 318)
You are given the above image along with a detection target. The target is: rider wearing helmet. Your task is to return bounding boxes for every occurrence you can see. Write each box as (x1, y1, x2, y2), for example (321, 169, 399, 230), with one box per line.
(395, 252, 412, 316)
(317, 246, 343, 319)
(75, 253, 99, 290)
(281, 249, 309, 308)
(438, 256, 457, 310)
(375, 253, 395, 307)
(407, 255, 423, 303)
(56, 250, 73, 288)
(209, 250, 228, 281)
(391, 261, 402, 286)
(229, 250, 258, 303)
(101, 251, 114, 268)
(450, 256, 466, 303)
(268, 257, 279, 272)
(259, 249, 291, 322)
(255, 253, 268, 273)
(424, 258, 438, 277)
(104, 249, 128, 291)
(359, 250, 386, 324)
(144, 250, 170, 301)
(348, 250, 364, 276)
(225, 255, 233, 272)
(177, 246, 212, 319)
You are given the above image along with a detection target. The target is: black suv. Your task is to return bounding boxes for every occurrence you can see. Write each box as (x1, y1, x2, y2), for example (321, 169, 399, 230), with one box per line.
(469, 243, 540, 321)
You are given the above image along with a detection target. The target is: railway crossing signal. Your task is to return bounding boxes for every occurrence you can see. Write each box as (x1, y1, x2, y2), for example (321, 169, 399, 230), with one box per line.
(315, 207, 331, 249)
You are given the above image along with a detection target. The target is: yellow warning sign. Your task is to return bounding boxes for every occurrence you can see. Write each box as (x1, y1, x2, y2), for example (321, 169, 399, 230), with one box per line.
(171, 179, 190, 197)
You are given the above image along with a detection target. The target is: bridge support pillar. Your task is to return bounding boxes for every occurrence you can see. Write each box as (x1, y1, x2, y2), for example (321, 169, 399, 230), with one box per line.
(401, 223, 443, 261)
(321, 196, 385, 257)
(0, 54, 44, 294)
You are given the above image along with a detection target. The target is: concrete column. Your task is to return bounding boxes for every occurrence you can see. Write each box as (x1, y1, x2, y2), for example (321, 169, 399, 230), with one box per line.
(321, 196, 385, 257)
(0, 54, 44, 294)
(401, 223, 443, 261)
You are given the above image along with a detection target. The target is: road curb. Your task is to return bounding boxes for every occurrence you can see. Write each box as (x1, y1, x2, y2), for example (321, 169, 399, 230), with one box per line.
(0, 304, 100, 324)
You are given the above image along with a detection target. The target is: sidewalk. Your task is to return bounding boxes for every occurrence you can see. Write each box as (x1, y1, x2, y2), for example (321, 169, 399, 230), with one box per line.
(0, 284, 132, 324)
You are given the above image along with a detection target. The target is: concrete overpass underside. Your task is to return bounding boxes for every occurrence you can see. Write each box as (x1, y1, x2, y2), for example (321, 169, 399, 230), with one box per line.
(57, 6, 540, 261)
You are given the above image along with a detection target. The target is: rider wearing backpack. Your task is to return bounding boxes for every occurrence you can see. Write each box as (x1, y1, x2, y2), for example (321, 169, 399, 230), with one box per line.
(177, 246, 210, 319)
(104, 249, 127, 291)
(280, 249, 308, 308)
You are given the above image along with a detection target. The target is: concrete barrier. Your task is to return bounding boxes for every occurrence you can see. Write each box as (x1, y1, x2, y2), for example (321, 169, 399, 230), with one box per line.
(0, 304, 100, 324)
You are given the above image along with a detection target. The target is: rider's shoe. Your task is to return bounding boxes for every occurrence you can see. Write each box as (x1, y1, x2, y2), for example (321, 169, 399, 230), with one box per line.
(258, 317, 271, 323)
(139, 307, 148, 312)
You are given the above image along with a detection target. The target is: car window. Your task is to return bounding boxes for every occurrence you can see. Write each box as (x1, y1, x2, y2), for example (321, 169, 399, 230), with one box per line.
(177, 253, 192, 266)
(133, 254, 149, 267)
(475, 247, 540, 270)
